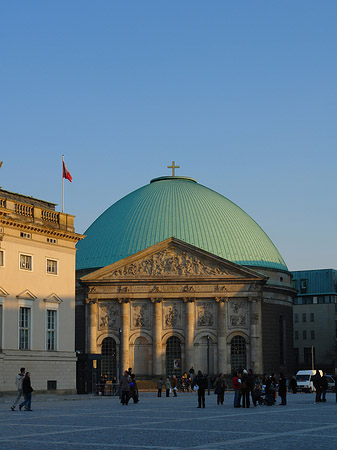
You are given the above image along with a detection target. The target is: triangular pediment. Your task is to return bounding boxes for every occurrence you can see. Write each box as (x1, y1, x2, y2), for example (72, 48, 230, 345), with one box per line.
(16, 289, 37, 300)
(43, 293, 63, 304)
(0, 286, 9, 297)
(81, 237, 267, 283)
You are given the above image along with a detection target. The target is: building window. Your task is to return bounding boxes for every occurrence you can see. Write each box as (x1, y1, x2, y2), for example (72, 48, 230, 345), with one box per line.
(20, 232, 31, 239)
(311, 330, 315, 339)
(0, 250, 4, 266)
(47, 238, 57, 244)
(166, 336, 182, 377)
(295, 330, 299, 340)
(300, 279, 307, 294)
(0, 304, 2, 350)
(19, 307, 30, 349)
(303, 330, 307, 340)
(101, 337, 117, 381)
(20, 254, 32, 271)
(46, 259, 58, 275)
(230, 335, 247, 371)
(46, 310, 57, 350)
(292, 279, 297, 289)
(294, 314, 298, 323)
(310, 313, 314, 322)
(279, 315, 285, 365)
(302, 313, 306, 323)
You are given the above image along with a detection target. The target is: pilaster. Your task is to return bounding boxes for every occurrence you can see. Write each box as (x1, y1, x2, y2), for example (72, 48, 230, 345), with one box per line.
(184, 298, 195, 372)
(152, 298, 163, 376)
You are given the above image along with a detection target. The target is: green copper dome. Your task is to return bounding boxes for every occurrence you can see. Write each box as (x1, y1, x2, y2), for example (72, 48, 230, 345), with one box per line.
(76, 176, 287, 271)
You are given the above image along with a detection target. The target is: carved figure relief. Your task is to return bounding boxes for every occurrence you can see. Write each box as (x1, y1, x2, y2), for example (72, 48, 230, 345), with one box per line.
(163, 303, 182, 329)
(132, 303, 150, 329)
(229, 300, 248, 329)
(98, 302, 119, 330)
(197, 302, 215, 327)
(111, 247, 229, 277)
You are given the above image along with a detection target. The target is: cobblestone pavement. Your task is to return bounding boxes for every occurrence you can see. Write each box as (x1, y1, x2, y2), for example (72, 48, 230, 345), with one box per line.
(1, 391, 337, 450)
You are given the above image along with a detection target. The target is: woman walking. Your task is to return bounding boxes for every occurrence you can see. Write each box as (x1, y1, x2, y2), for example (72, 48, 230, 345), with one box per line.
(214, 373, 226, 405)
(19, 372, 33, 411)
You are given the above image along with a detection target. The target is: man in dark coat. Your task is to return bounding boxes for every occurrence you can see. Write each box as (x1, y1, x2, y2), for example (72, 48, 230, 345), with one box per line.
(312, 371, 322, 403)
(194, 370, 207, 408)
(321, 372, 328, 402)
(119, 370, 130, 405)
(278, 372, 287, 405)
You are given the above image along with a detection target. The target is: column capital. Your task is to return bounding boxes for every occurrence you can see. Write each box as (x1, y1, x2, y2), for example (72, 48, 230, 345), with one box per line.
(215, 296, 228, 303)
(183, 297, 195, 303)
(118, 298, 130, 304)
(151, 297, 163, 303)
(85, 297, 97, 305)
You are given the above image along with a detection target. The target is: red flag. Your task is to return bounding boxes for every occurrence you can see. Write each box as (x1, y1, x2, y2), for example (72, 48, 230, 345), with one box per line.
(63, 161, 72, 182)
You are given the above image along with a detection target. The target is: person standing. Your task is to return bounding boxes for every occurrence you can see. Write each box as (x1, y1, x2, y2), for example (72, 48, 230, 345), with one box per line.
(172, 375, 178, 397)
(157, 377, 164, 397)
(232, 371, 240, 408)
(19, 372, 33, 411)
(247, 369, 256, 407)
(11, 367, 25, 411)
(129, 374, 139, 403)
(321, 372, 328, 402)
(241, 370, 250, 408)
(119, 370, 130, 405)
(313, 371, 322, 403)
(214, 373, 226, 405)
(290, 376, 297, 394)
(278, 372, 287, 405)
(194, 370, 207, 408)
(165, 377, 171, 397)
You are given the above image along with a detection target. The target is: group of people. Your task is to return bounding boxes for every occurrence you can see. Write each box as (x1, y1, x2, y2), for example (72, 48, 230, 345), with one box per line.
(119, 368, 139, 405)
(232, 370, 288, 407)
(312, 371, 331, 403)
(11, 367, 34, 412)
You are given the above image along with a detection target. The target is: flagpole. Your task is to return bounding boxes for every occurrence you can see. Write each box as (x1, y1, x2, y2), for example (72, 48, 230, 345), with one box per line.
(62, 154, 64, 213)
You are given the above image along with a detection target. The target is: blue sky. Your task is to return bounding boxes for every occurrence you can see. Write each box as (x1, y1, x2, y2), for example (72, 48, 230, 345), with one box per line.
(1, 1, 336, 271)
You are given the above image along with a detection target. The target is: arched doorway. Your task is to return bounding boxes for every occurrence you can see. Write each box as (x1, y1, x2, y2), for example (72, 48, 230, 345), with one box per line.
(134, 336, 149, 375)
(101, 337, 117, 380)
(166, 336, 182, 377)
(230, 335, 246, 372)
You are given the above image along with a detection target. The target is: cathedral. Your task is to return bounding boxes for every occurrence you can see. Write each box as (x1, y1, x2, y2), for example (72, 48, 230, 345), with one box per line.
(75, 171, 295, 388)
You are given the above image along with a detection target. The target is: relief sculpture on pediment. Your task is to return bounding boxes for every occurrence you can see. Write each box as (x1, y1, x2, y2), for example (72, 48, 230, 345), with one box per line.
(228, 300, 248, 329)
(99, 302, 119, 330)
(111, 248, 228, 277)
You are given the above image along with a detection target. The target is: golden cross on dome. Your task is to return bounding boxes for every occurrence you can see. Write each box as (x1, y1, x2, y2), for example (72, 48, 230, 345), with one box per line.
(167, 161, 180, 176)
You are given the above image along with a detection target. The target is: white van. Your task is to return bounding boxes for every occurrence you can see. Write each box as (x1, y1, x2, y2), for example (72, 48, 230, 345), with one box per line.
(296, 370, 323, 393)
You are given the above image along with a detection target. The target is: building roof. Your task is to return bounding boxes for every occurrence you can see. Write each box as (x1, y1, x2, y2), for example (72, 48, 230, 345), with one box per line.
(76, 176, 288, 271)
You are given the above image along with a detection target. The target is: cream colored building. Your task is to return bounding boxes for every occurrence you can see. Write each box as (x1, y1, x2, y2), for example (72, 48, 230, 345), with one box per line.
(0, 189, 83, 393)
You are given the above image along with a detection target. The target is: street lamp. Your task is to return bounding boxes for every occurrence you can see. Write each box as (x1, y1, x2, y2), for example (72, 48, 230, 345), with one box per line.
(119, 327, 122, 384)
(207, 334, 210, 395)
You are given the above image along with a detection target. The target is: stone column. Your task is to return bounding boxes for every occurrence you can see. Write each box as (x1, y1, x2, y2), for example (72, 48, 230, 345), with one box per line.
(120, 299, 130, 371)
(152, 298, 163, 376)
(184, 298, 195, 372)
(250, 297, 263, 374)
(86, 299, 98, 355)
(217, 298, 227, 374)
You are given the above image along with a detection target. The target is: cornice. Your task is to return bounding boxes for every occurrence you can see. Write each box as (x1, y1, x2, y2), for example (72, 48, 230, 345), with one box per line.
(0, 217, 84, 242)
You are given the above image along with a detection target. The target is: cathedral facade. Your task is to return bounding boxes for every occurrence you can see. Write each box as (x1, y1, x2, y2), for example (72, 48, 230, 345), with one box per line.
(75, 174, 295, 386)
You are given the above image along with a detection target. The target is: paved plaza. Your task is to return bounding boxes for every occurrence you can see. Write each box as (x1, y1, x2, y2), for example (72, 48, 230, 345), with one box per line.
(0, 391, 337, 449)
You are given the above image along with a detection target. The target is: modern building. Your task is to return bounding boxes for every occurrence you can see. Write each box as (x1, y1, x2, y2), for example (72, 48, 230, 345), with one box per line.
(0, 189, 83, 393)
(292, 269, 337, 372)
(76, 173, 296, 390)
